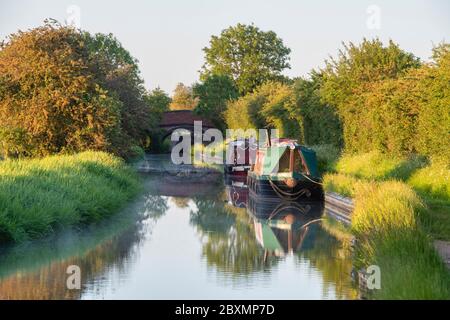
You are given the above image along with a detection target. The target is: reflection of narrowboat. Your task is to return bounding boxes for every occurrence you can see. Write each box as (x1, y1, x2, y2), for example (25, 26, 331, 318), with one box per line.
(247, 139, 323, 201)
(224, 174, 249, 208)
(224, 139, 256, 175)
(247, 197, 323, 257)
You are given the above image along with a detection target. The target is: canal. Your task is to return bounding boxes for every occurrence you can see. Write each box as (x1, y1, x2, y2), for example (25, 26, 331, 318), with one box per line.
(0, 157, 358, 299)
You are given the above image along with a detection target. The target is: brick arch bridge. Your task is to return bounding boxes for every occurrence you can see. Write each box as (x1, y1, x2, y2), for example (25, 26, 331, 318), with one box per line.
(159, 110, 216, 141)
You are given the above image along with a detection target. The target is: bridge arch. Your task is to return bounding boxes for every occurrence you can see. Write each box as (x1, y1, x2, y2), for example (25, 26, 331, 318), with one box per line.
(159, 110, 217, 144)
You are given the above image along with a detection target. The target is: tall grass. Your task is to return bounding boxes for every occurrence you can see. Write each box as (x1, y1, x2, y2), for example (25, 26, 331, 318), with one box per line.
(408, 158, 450, 204)
(335, 151, 426, 181)
(321, 150, 450, 299)
(0, 151, 140, 243)
(351, 181, 449, 299)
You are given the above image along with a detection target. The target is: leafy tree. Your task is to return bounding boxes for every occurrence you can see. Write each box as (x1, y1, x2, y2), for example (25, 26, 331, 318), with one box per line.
(145, 87, 171, 124)
(0, 23, 120, 157)
(224, 81, 301, 140)
(201, 23, 291, 94)
(320, 39, 421, 153)
(193, 74, 238, 130)
(293, 72, 343, 148)
(0, 21, 154, 158)
(144, 88, 171, 151)
(258, 82, 301, 140)
(83, 32, 153, 152)
(169, 83, 198, 110)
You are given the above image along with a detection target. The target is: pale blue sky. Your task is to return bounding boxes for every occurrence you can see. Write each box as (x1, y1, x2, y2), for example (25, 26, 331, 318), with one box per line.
(1, 0, 449, 93)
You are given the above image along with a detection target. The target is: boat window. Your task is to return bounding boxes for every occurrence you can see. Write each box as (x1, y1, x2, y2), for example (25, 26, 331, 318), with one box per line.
(296, 150, 308, 173)
(277, 150, 291, 173)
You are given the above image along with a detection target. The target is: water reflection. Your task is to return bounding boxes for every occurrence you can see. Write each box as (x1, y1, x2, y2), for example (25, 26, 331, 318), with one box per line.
(0, 171, 358, 299)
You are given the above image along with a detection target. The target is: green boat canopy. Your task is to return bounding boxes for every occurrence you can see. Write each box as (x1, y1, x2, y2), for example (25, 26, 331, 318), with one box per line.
(259, 145, 320, 178)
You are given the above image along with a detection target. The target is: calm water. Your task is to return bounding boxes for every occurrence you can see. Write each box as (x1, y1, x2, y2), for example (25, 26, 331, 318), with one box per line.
(0, 158, 358, 299)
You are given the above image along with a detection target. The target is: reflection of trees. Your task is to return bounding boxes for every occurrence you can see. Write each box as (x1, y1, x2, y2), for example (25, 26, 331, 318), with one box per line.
(299, 226, 359, 300)
(0, 193, 169, 299)
(143, 194, 169, 220)
(190, 198, 234, 234)
(190, 197, 278, 276)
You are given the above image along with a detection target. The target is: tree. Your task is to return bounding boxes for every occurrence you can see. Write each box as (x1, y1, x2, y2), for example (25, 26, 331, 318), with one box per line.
(0, 21, 153, 158)
(224, 81, 301, 140)
(83, 32, 152, 151)
(320, 39, 421, 153)
(193, 74, 238, 129)
(201, 23, 291, 95)
(144, 87, 171, 151)
(146, 87, 171, 125)
(293, 72, 343, 148)
(169, 83, 198, 110)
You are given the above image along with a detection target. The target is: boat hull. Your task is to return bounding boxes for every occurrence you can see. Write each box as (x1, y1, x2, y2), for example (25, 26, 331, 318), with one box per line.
(247, 174, 323, 202)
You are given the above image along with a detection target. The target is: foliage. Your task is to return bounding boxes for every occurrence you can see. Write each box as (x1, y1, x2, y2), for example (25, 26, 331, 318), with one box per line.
(146, 88, 171, 116)
(201, 23, 291, 94)
(293, 72, 343, 147)
(169, 83, 198, 111)
(309, 144, 341, 173)
(0, 22, 154, 158)
(224, 81, 301, 139)
(0, 151, 139, 243)
(414, 44, 450, 160)
(193, 74, 238, 130)
(258, 82, 302, 140)
(83, 32, 152, 152)
(320, 39, 421, 154)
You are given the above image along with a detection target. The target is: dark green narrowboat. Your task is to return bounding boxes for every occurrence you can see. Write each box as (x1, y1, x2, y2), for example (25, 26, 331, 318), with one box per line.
(247, 139, 323, 201)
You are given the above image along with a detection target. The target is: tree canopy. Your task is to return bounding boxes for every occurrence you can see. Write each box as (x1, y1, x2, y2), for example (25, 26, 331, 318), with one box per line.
(169, 83, 198, 111)
(0, 22, 154, 158)
(201, 23, 291, 95)
(193, 74, 238, 130)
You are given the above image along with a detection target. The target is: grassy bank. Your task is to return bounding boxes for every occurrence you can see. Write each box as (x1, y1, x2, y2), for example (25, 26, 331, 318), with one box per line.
(0, 151, 140, 243)
(313, 147, 450, 299)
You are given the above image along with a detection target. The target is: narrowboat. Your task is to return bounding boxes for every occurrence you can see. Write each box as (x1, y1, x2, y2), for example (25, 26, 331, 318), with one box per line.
(247, 139, 323, 201)
(223, 139, 256, 175)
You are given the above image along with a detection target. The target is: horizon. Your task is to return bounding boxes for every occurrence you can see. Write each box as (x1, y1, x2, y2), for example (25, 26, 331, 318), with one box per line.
(1, 0, 449, 94)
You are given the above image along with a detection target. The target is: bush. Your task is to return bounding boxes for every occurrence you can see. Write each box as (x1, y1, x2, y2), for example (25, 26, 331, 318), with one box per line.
(293, 73, 343, 148)
(309, 144, 341, 173)
(0, 22, 154, 159)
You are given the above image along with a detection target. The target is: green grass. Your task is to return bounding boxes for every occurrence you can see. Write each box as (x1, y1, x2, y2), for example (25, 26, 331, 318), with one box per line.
(351, 181, 449, 299)
(320, 149, 450, 299)
(0, 151, 140, 243)
(334, 151, 426, 181)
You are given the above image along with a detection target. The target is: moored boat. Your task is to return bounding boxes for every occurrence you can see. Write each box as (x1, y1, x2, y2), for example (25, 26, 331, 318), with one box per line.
(223, 139, 256, 175)
(247, 138, 323, 201)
